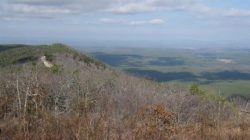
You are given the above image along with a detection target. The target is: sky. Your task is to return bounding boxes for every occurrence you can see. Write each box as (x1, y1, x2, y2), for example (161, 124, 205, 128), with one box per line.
(1, 0, 250, 46)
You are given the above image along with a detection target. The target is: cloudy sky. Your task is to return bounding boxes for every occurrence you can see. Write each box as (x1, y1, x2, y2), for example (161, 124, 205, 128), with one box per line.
(1, 0, 250, 45)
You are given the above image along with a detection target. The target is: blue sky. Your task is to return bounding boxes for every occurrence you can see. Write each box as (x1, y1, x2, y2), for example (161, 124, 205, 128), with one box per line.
(0, 0, 250, 46)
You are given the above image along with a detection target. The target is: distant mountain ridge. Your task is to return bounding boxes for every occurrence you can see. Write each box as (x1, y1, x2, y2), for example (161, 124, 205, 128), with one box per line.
(0, 43, 105, 68)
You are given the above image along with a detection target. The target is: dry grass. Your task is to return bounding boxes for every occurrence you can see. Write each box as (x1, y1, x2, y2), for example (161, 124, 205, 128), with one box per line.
(0, 53, 250, 140)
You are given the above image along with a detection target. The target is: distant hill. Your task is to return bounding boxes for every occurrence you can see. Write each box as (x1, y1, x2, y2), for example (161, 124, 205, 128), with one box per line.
(0, 44, 249, 140)
(0, 43, 105, 68)
(0, 44, 27, 52)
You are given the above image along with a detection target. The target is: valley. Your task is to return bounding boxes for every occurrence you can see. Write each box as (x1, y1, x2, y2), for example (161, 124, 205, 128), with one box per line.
(84, 46, 250, 98)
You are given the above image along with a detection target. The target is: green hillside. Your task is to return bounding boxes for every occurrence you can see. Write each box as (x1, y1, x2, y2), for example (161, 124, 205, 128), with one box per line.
(0, 44, 105, 68)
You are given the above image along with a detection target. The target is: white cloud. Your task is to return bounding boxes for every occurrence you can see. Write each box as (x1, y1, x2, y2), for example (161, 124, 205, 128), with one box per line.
(5, 4, 72, 14)
(129, 20, 148, 26)
(0, 16, 25, 21)
(187, 4, 250, 17)
(9, 0, 72, 5)
(148, 19, 165, 24)
(108, 2, 154, 14)
(129, 19, 165, 26)
(0, 0, 114, 20)
(108, 0, 250, 18)
(1, 0, 250, 21)
(108, 0, 196, 14)
(99, 18, 165, 26)
(99, 18, 126, 24)
(225, 8, 250, 17)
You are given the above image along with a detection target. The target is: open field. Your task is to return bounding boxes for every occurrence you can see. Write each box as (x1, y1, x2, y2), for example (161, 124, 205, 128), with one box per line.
(83, 46, 250, 98)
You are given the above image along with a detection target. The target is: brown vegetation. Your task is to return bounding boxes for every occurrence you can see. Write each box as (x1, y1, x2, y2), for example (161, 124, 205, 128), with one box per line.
(0, 47, 250, 140)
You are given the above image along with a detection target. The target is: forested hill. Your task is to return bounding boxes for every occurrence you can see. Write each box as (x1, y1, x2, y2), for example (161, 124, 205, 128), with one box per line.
(0, 44, 249, 140)
(0, 44, 104, 68)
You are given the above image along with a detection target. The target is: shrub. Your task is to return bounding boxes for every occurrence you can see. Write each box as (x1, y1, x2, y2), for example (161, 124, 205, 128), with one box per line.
(190, 83, 206, 96)
(51, 64, 62, 74)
